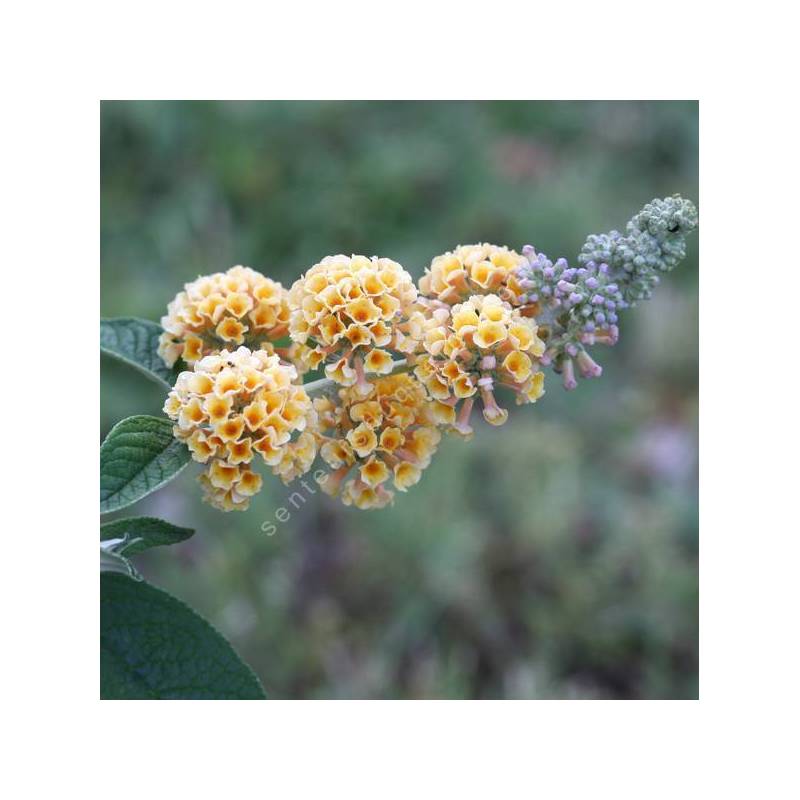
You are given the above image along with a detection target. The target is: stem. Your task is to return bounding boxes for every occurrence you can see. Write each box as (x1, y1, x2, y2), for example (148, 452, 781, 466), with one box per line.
(302, 358, 408, 397)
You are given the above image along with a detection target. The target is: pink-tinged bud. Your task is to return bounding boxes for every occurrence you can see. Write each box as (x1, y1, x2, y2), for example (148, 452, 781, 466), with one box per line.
(562, 359, 577, 390)
(352, 355, 373, 397)
(376, 485, 394, 504)
(540, 350, 555, 366)
(522, 244, 535, 257)
(319, 466, 350, 497)
(477, 375, 494, 389)
(454, 398, 475, 437)
(576, 350, 603, 378)
(480, 355, 496, 370)
(557, 280, 576, 294)
(566, 343, 578, 357)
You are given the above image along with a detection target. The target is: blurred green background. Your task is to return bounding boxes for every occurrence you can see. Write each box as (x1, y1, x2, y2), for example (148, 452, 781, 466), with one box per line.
(101, 101, 698, 699)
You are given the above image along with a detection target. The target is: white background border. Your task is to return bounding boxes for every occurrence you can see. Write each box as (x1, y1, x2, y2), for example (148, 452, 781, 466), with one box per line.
(4, 1, 798, 796)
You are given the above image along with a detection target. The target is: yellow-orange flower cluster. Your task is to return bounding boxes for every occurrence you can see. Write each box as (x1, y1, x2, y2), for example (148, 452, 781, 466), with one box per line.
(288, 255, 418, 394)
(311, 373, 444, 509)
(418, 244, 529, 306)
(155, 252, 556, 514)
(412, 294, 546, 433)
(163, 347, 312, 511)
(158, 265, 292, 368)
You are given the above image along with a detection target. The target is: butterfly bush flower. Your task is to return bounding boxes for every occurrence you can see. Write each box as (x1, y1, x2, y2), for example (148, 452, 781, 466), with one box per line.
(310, 373, 443, 510)
(418, 243, 530, 306)
(411, 294, 546, 433)
(153, 196, 697, 513)
(158, 265, 293, 368)
(163, 346, 313, 511)
(288, 254, 419, 394)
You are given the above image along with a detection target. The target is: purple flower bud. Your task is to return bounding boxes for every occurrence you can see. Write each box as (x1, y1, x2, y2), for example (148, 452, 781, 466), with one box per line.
(607, 283, 618, 292)
(583, 322, 595, 332)
(577, 268, 587, 278)
(585, 276, 599, 290)
(562, 268, 577, 281)
(527, 293, 539, 303)
(541, 285, 552, 297)
(557, 280, 576, 293)
(608, 312, 618, 323)
(595, 312, 606, 325)
(569, 292, 583, 305)
(605, 300, 616, 310)
(599, 263, 609, 274)
(543, 266, 555, 279)
(566, 343, 578, 357)
(577, 350, 603, 378)
(562, 360, 577, 391)
(592, 294, 605, 305)
(522, 245, 535, 257)
(555, 258, 568, 270)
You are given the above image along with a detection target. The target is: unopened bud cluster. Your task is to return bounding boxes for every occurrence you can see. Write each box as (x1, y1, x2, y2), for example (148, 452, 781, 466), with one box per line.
(578, 196, 699, 303)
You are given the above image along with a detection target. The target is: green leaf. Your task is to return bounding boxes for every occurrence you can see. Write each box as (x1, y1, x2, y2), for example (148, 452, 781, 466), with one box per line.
(100, 415, 191, 514)
(100, 317, 180, 389)
(100, 516, 195, 556)
(101, 573, 266, 699)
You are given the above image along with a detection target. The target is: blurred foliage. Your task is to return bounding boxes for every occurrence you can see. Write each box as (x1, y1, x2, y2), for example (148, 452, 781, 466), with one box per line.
(101, 101, 698, 699)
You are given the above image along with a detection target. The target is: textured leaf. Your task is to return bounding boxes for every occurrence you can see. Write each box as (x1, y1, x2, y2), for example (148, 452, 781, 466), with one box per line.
(100, 415, 190, 513)
(100, 317, 180, 388)
(100, 516, 195, 555)
(101, 573, 266, 699)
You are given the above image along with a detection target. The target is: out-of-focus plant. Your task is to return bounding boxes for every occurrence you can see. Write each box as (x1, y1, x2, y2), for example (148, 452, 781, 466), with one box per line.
(100, 196, 696, 699)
